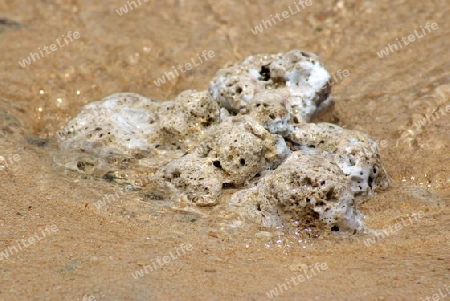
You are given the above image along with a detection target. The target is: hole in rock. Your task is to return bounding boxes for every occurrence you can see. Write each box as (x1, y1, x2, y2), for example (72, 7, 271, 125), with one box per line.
(304, 177, 312, 186)
(260, 65, 271, 81)
(331, 226, 339, 232)
(326, 189, 335, 200)
(103, 171, 116, 182)
(213, 161, 222, 169)
(222, 183, 234, 189)
(368, 176, 373, 189)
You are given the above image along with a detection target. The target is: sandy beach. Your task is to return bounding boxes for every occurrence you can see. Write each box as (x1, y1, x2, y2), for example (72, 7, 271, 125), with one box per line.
(0, 1, 449, 300)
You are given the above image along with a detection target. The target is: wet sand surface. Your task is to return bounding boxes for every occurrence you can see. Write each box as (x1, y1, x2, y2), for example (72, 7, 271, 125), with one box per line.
(0, 1, 449, 300)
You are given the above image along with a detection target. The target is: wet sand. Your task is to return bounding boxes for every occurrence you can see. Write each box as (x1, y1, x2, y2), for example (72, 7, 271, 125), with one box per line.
(0, 1, 449, 300)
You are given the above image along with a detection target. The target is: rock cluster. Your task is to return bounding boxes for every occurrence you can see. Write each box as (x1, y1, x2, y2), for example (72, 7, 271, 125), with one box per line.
(56, 50, 389, 232)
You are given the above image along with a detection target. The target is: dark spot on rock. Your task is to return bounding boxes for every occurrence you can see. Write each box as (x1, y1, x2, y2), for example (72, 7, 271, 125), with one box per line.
(326, 188, 335, 200)
(260, 65, 271, 81)
(103, 171, 116, 182)
(77, 161, 94, 171)
(368, 176, 373, 189)
(213, 161, 222, 169)
(222, 183, 234, 189)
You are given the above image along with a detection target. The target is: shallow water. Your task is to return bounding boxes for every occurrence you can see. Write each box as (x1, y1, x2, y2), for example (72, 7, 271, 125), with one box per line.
(1, 1, 449, 300)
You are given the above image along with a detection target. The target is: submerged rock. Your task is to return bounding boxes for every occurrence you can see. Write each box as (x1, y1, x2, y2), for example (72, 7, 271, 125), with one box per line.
(55, 50, 390, 233)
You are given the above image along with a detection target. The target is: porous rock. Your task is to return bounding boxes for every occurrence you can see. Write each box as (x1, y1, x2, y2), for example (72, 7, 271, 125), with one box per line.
(57, 93, 161, 156)
(230, 151, 364, 231)
(208, 50, 333, 123)
(152, 154, 224, 206)
(245, 90, 290, 135)
(288, 123, 390, 198)
(193, 116, 290, 185)
(57, 90, 220, 157)
(156, 90, 219, 151)
(55, 50, 390, 233)
(153, 116, 291, 204)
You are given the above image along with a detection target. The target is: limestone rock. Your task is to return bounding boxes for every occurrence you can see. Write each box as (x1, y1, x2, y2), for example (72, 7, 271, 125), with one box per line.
(56, 93, 160, 156)
(208, 50, 333, 123)
(193, 116, 290, 186)
(152, 154, 224, 206)
(230, 151, 364, 231)
(288, 123, 390, 198)
(55, 50, 390, 233)
(156, 90, 219, 151)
